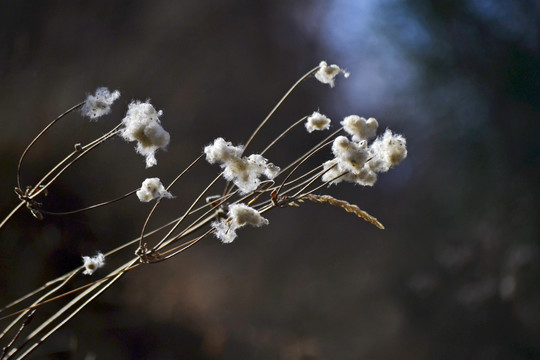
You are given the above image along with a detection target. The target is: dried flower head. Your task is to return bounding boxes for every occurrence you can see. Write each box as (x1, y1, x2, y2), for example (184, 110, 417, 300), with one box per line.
(305, 111, 331, 133)
(322, 126, 406, 187)
(204, 138, 280, 194)
(136, 178, 173, 203)
(368, 129, 408, 172)
(204, 137, 243, 164)
(120, 100, 170, 168)
(341, 115, 378, 141)
(315, 61, 350, 87)
(331, 136, 370, 174)
(212, 203, 269, 243)
(81, 87, 121, 120)
(82, 252, 106, 275)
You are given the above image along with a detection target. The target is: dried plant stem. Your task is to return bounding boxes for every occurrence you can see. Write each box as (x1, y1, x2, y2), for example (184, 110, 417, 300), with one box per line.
(260, 116, 307, 156)
(0, 310, 35, 360)
(0, 271, 78, 338)
(1, 209, 219, 319)
(148, 173, 223, 253)
(28, 125, 122, 200)
(242, 66, 320, 155)
(1, 125, 122, 231)
(138, 154, 204, 249)
(151, 229, 213, 263)
(277, 126, 343, 177)
(8, 260, 138, 360)
(41, 189, 138, 216)
(274, 137, 335, 199)
(222, 66, 320, 196)
(17, 102, 85, 190)
(0, 202, 25, 232)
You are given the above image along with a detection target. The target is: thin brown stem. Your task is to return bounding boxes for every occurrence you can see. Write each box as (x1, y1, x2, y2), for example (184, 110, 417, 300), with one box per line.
(28, 125, 122, 201)
(0, 202, 25, 232)
(138, 154, 204, 249)
(147, 173, 223, 253)
(222, 66, 319, 196)
(242, 66, 320, 155)
(150, 229, 212, 263)
(41, 189, 137, 216)
(260, 116, 307, 156)
(274, 138, 335, 199)
(17, 102, 85, 190)
(0, 310, 35, 360)
(8, 260, 139, 360)
(276, 126, 343, 177)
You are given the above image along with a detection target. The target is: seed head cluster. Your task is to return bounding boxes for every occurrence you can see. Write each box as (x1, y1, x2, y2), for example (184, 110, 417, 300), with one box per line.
(120, 100, 170, 168)
(136, 178, 173, 203)
(82, 252, 106, 275)
(305, 111, 331, 133)
(322, 118, 407, 186)
(212, 203, 269, 243)
(315, 61, 350, 87)
(81, 87, 121, 120)
(204, 138, 280, 195)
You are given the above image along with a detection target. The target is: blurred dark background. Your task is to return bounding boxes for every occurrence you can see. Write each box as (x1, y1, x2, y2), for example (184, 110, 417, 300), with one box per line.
(0, 0, 538, 359)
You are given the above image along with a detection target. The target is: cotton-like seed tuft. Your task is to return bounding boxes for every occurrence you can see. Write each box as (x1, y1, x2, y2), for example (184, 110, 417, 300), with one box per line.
(82, 252, 106, 275)
(305, 111, 331, 133)
(341, 115, 378, 141)
(315, 61, 350, 87)
(321, 124, 406, 187)
(204, 138, 280, 194)
(120, 100, 170, 168)
(212, 204, 269, 244)
(81, 87, 120, 120)
(136, 178, 173, 202)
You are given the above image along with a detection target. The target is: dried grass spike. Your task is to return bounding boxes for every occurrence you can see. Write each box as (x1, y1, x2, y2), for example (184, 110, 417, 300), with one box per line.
(303, 194, 384, 229)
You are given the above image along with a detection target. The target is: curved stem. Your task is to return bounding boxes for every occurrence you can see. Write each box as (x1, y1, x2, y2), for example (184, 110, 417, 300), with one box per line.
(260, 116, 307, 156)
(8, 260, 139, 360)
(17, 102, 85, 190)
(274, 137, 335, 198)
(276, 126, 342, 178)
(242, 66, 320, 155)
(150, 173, 223, 252)
(41, 189, 137, 216)
(0, 201, 25, 232)
(139, 154, 204, 249)
(28, 125, 122, 201)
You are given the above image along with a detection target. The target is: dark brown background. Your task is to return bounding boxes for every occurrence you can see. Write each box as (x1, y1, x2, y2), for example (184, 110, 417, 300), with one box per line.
(0, 1, 538, 359)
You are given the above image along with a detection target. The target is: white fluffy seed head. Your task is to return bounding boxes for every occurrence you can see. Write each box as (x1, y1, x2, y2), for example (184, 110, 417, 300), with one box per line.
(322, 126, 407, 187)
(321, 159, 377, 187)
(321, 159, 344, 185)
(204, 138, 280, 195)
(341, 115, 379, 141)
(120, 100, 170, 168)
(368, 129, 408, 172)
(136, 177, 173, 202)
(305, 111, 331, 133)
(331, 136, 369, 174)
(229, 203, 269, 227)
(204, 137, 243, 164)
(82, 252, 106, 275)
(211, 219, 237, 244)
(212, 203, 269, 244)
(246, 154, 280, 180)
(315, 61, 350, 87)
(81, 87, 120, 120)
(354, 165, 378, 186)
(222, 157, 260, 194)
